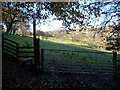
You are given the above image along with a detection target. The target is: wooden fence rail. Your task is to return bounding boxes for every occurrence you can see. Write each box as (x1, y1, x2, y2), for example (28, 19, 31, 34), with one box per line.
(2, 37, 18, 58)
(2, 37, 43, 73)
(2, 37, 34, 62)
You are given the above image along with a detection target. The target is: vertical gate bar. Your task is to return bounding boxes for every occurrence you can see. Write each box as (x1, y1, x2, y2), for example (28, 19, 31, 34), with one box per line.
(41, 48, 44, 73)
(35, 38, 40, 70)
(113, 51, 117, 78)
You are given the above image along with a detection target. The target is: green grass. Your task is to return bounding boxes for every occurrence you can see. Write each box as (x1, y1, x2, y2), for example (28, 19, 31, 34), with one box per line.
(3, 32, 119, 52)
(39, 36, 114, 52)
(3, 32, 120, 73)
(3, 32, 118, 58)
(3, 33, 33, 47)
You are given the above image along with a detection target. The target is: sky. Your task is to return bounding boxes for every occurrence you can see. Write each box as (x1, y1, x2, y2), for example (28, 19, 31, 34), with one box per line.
(29, 2, 119, 32)
(30, 15, 65, 32)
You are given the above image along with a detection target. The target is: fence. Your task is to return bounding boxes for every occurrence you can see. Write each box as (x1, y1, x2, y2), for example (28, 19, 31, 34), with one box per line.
(2, 37, 120, 77)
(115, 54, 120, 78)
(2, 37, 34, 62)
(41, 48, 119, 77)
(2, 37, 19, 58)
(17, 47, 34, 58)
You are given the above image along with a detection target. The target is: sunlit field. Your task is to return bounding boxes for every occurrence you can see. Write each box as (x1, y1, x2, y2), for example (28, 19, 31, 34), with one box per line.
(3, 32, 120, 74)
(39, 36, 113, 52)
(3, 32, 120, 55)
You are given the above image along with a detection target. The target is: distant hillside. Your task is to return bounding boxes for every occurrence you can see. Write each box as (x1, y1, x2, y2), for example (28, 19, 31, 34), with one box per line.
(46, 26, 115, 49)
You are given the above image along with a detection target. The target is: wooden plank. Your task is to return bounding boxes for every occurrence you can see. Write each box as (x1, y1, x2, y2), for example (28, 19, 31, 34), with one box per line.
(4, 48, 16, 55)
(18, 47, 34, 49)
(4, 51, 16, 57)
(18, 57, 33, 62)
(18, 55, 34, 58)
(3, 41, 17, 47)
(4, 44, 17, 51)
(18, 51, 34, 53)
(4, 38, 18, 44)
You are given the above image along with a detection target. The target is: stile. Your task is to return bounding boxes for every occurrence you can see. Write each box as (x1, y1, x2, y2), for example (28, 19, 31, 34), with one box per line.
(4, 44, 17, 51)
(2, 37, 18, 58)
(4, 48, 16, 55)
(3, 41, 17, 47)
(3, 38, 18, 44)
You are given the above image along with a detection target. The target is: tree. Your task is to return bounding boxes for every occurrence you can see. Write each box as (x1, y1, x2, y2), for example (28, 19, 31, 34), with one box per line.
(106, 24, 120, 51)
(2, 2, 119, 50)
(2, 2, 27, 34)
(2, 2, 49, 34)
(46, 2, 119, 51)
(36, 30, 41, 38)
(15, 22, 30, 36)
(2, 2, 119, 33)
(46, 2, 119, 29)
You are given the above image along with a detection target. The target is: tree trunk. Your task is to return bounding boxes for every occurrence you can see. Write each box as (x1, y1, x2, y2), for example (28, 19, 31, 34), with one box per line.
(6, 30, 9, 35)
(6, 23, 13, 34)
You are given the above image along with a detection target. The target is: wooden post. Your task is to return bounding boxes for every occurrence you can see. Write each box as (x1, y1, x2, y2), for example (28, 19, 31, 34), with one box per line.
(36, 38, 40, 70)
(113, 51, 117, 78)
(33, 20, 41, 73)
(33, 20, 36, 48)
(33, 20, 37, 70)
(2, 34, 4, 55)
(41, 48, 44, 73)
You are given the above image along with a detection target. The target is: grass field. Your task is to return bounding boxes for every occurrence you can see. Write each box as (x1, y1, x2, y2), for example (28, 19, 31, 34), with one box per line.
(2, 32, 120, 74)
(2, 32, 114, 51)
(3, 32, 120, 58)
